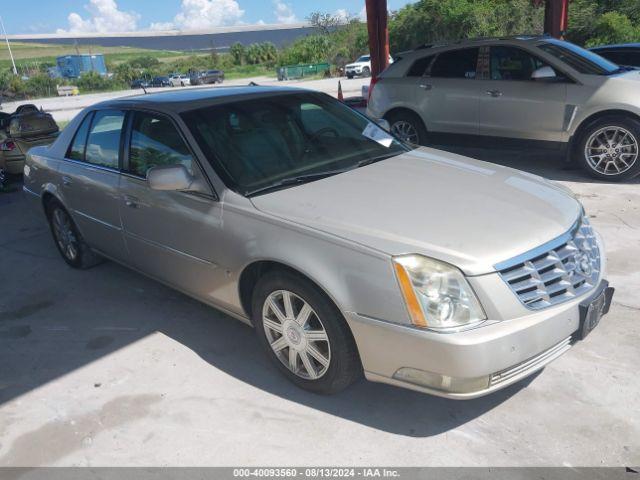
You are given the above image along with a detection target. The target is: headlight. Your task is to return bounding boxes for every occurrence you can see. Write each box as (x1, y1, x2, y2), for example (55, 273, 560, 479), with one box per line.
(393, 255, 486, 331)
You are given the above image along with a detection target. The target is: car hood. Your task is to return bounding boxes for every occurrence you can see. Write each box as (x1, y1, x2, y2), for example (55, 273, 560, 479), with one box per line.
(345, 63, 364, 68)
(250, 148, 582, 275)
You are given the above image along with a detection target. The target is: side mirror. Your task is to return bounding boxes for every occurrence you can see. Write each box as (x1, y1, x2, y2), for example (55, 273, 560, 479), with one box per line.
(376, 118, 391, 132)
(531, 66, 557, 81)
(147, 164, 194, 191)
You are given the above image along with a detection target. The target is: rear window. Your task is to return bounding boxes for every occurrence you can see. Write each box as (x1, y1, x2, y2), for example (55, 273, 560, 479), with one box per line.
(84, 110, 125, 169)
(406, 55, 434, 77)
(67, 112, 93, 161)
(430, 48, 479, 79)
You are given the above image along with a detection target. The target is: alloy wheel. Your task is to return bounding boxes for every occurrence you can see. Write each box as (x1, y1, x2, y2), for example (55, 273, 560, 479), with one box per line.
(585, 126, 638, 176)
(51, 208, 79, 262)
(262, 290, 331, 380)
(390, 120, 419, 145)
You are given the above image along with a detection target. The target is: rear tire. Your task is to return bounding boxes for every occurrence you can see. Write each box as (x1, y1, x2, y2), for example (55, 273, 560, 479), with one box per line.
(252, 271, 362, 394)
(385, 110, 428, 146)
(46, 200, 103, 269)
(574, 115, 640, 181)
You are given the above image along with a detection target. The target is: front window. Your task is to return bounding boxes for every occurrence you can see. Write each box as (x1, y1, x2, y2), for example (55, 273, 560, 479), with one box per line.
(538, 39, 620, 75)
(181, 92, 408, 196)
(490, 46, 550, 81)
(128, 112, 196, 177)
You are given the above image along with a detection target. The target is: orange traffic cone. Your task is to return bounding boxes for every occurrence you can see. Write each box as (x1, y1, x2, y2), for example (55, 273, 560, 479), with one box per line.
(337, 80, 344, 101)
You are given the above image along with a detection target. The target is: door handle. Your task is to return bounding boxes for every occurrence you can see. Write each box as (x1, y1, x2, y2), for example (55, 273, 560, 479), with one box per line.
(123, 195, 139, 208)
(419, 83, 432, 90)
(62, 175, 72, 187)
(486, 89, 503, 97)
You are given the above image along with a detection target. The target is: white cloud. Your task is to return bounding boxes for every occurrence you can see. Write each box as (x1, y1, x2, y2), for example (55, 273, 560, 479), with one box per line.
(57, 0, 139, 33)
(150, 0, 245, 31)
(334, 9, 350, 23)
(359, 6, 368, 21)
(273, 0, 297, 24)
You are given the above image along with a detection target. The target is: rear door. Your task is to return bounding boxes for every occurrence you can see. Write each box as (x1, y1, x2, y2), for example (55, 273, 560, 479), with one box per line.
(416, 47, 482, 135)
(118, 110, 228, 305)
(476, 45, 568, 142)
(58, 109, 128, 260)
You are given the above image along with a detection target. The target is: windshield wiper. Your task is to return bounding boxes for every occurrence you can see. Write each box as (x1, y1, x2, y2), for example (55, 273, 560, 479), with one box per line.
(246, 169, 349, 197)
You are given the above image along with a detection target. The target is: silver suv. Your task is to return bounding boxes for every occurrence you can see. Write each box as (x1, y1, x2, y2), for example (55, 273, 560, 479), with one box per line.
(367, 36, 640, 181)
(24, 87, 613, 399)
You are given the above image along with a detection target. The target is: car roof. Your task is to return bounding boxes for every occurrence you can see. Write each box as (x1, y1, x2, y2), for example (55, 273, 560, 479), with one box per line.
(90, 85, 310, 113)
(590, 43, 640, 50)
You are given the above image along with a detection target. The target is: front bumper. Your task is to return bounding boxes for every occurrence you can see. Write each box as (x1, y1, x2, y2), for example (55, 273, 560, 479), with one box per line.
(346, 280, 613, 399)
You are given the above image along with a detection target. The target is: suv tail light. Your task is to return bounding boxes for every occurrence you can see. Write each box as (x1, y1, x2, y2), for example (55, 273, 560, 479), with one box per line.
(1, 141, 16, 151)
(368, 76, 379, 102)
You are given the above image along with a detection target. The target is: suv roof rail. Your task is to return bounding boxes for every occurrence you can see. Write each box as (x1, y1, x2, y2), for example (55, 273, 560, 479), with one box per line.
(411, 33, 552, 52)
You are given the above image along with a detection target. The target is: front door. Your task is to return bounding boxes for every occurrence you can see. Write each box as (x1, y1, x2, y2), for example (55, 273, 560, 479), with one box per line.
(477, 45, 568, 142)
(117, 110, 229, 307)
(58, 109, 127, 260)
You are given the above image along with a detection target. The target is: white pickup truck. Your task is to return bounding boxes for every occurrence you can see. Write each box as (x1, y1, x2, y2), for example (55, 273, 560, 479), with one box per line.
(345, 54, 394, 78)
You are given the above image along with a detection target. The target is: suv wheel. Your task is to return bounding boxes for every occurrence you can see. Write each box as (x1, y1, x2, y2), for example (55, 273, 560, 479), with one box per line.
(575, 116, 640, 181)
(346, 73, 354, 79)
(46, 201, 102, 269)
(252, 271, 362, 394)
(385, 110, 428, 146)
(362, 67, 371, 77)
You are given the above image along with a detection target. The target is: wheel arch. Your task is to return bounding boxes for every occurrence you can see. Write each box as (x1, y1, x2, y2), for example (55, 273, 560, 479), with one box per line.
(238, 259, 346, 325)
(569, 109, 640, 160)
(382, 106, 429, 131)
(40, 184, 65, 214)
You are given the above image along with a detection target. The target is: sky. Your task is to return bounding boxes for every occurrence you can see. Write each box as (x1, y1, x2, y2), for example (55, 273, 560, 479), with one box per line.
(2, 0, 415, 35)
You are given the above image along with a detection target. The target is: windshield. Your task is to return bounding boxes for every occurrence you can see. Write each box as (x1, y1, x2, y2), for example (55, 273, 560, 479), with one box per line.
(182, 92, 408, 196)
(537, 39, 620, 75)
(356, 55, 370, 62)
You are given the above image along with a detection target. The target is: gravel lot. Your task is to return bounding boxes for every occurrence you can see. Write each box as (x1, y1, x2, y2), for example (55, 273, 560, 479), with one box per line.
(0, 105, 638, 466)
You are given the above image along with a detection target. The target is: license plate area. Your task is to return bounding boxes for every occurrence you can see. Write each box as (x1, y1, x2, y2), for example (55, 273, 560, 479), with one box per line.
(577, 282, 614, 340)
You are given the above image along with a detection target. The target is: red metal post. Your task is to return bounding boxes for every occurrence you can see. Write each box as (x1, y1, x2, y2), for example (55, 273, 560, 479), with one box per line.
(542, 0, 569, 38)
(365, 0, 389, 78)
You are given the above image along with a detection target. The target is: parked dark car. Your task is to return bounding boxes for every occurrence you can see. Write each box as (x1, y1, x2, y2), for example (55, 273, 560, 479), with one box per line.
(0, 104, 59, 184)
(190, 70, 225, 85)
(130, 79, 150, 89)
(150, 76, 172, 88)
(590, 44, 640, 68)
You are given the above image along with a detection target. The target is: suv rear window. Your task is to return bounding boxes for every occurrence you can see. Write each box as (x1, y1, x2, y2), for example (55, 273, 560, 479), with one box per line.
(406, 55, 434, 77)
(431, 48, 479, 79)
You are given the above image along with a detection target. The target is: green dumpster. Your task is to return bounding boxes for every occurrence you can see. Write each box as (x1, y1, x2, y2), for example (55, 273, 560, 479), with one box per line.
(277, 63, 330, 81)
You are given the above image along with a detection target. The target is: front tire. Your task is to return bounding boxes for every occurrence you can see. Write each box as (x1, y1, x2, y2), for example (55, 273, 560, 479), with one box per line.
(575, 115, 640, 181)
(362, 67, 371, 77)
(385, 110, 428, 146)
(46, 201, 102, 269)
(252, 271, 362, 394)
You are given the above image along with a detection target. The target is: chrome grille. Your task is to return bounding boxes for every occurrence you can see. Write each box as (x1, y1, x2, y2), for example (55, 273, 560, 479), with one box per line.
(496, 217, 600, 310)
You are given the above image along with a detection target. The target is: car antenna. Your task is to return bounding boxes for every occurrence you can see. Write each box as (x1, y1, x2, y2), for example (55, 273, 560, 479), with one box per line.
(248, 81, 259, 86)
(141, 85, 148, 94)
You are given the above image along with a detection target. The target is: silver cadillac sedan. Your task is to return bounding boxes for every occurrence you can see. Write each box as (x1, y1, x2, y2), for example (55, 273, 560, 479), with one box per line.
(23, 86, 614, 399)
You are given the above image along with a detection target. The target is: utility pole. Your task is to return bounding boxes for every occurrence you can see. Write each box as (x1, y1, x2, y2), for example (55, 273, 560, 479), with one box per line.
(0, 16, 18, 75)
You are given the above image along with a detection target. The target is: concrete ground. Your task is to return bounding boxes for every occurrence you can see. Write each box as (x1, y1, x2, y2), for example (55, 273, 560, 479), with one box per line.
(1, 76, 369, 122)
(0, 144, 639, 466)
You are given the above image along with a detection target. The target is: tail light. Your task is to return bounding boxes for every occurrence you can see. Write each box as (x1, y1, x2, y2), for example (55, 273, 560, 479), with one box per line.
(368, 76, 379, 102)
(1, 141, 16, 151)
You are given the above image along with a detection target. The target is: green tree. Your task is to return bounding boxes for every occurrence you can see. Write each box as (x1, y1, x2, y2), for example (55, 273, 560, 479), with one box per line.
(585, 11, 639, 47)
(230, 42, 246, 66)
